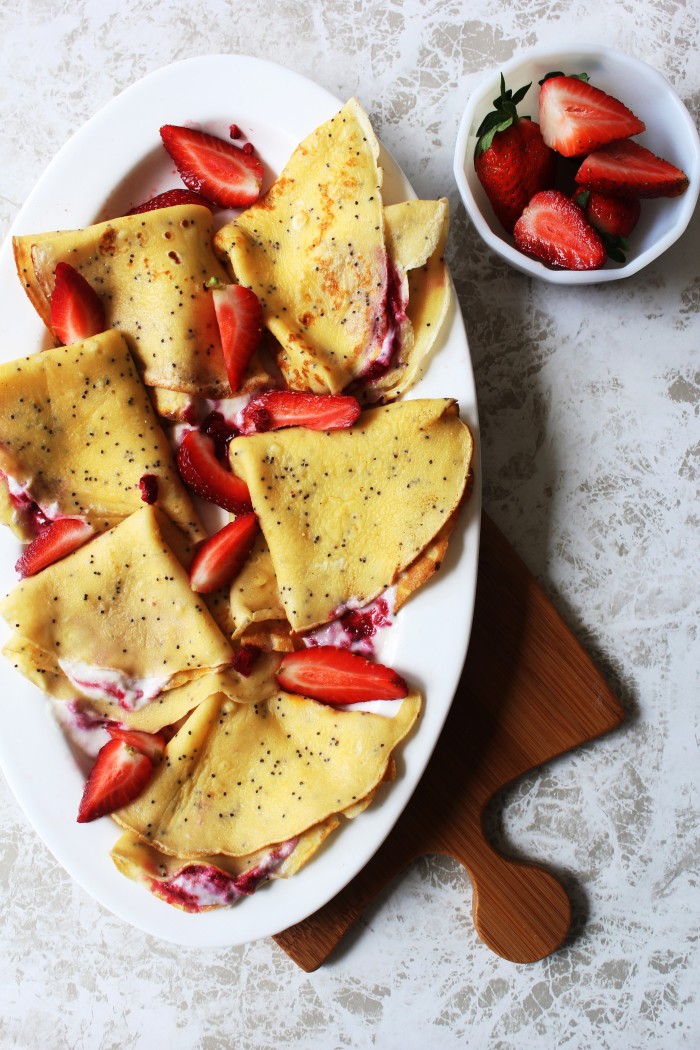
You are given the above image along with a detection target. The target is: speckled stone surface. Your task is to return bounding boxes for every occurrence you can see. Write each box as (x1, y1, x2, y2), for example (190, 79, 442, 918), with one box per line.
(1, 1, 699, 1048)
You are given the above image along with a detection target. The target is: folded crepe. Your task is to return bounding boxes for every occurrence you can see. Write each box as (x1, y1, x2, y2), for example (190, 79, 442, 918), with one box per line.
(227, 398, 472, 633)
(228, 514, 458, 650)
(113, 686, 421, 857)
(13, 204, 232, 399)
(215, 99, 393, 395)
(215, 99, 453, 402)
(0, 330, 204, 542)
(361, 198, 452, 403)
(0, 506, 233, 710)
(109, 821, 341, 911)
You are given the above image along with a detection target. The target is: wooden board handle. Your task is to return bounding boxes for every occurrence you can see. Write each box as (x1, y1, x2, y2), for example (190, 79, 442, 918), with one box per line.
(273, 514, 624, 970)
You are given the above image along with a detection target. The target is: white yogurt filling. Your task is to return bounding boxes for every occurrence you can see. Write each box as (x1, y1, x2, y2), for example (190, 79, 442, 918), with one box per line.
(58, 659, 171, 711)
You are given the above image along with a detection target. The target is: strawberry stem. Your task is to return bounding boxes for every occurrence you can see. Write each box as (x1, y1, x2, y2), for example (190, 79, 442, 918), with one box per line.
(475, 74, 532, 155)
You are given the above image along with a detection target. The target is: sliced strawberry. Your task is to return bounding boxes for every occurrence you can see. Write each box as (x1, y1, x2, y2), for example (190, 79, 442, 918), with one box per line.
(138, 473, 159, 504)
(15, 518, 95, 578)
(513, 189, 606, 270)
(189, 513, 259, 593)
(176, 430, 252, 513)
(276, 646, 408, 705)
(77, 738, 153, 822)
(160, 125, 264, 208)
(237, 390, 361, 435)
(575, 138, 689, 198)
(212, 284, 263, 392)
(50, 262, 106, 346)
(539, 75, 645, 157)
(231, 643, 262, 677)
(127, 188, 212, 214)
(106, 726, 166, 762)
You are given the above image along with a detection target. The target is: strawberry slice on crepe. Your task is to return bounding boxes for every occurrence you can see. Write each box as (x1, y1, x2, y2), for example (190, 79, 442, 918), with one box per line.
(177, 430, 252, 513)
(236, 390, 361, 434)
(78, 738, 155, 822)
(276, 647, 408, 704)
(212, 284, 263, 392)
(50, 262, 106, 345)
(127, 188, 212, 214)
(160, 125, 264, 208)
(189, 514, 260, 594)
(15, 518, 94, 578)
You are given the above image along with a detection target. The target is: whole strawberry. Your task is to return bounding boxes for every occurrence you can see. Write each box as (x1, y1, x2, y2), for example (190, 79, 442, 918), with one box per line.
(573, 188, 641, 263)
(474, 75, 557, 234)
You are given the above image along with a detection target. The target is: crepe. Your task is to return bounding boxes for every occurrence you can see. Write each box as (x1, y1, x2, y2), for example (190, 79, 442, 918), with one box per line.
(13, 204, 232, 399)
(109, 822, 340, 911)
(0, 330, 204, 541)
(113, 686, 421, 857)
(362, 198, 452, 403)
(227, 511, 458, 650)
(0, 506, 233, 709)
(215, 99, 453, 402)
(227, 398, 472, 632)
(215, 98, 394, 395)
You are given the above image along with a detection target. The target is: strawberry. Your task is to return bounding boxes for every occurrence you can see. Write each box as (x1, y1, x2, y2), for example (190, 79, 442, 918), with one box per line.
(474, 75, 557, 234)
(573, 188, 641, 263)
(127, 188, 212, 214)
(106, 726, 166, 762)
(574, 189, 641, 238)
(50, 262, 106, 345)
(212, 284, 263, 392)
(236, 390, 361, 435)
(513, 189, 606, 270)
(160, 124, 264, 209)
(176, 430, 252, 513)
(575, 138, 689, 198)
(138, 473, 159, 504)
(77, 738, 153, 822)
(15, 518, 94, 578)
(189, 513, 259, 593)
(231, 643, 262, 677)
(275, 646, 408, 705)
(539, 75, 645, 157)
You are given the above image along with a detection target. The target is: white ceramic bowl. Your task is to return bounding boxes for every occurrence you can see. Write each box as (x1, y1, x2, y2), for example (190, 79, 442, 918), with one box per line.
(453, 44, 700, 283)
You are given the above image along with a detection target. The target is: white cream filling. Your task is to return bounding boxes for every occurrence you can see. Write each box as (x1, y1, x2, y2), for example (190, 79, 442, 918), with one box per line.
(58, 659, 171, 711)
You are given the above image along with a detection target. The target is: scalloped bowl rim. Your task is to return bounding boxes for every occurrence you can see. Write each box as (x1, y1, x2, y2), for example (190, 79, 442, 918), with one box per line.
(454, 43, 700, 284)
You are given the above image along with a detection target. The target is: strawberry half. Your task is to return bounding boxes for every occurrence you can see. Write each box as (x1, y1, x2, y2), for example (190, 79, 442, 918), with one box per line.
(50, 262, 106, 346)
(575, 138, 689, 198)
(77, 738, 153, 822)
(276, 646, 408, 705)
(160, 125, 264, 208)
(212, 284, 263, 392)
(474, 75, 557, 234)
(15, 518, 95, 578)
(237, 390, 361, 435)
(176, 430, 252, 513)
(539, 74, 645, 157)
(189, 513, 259, 593)
(127, 188, 212, 214)
(513, 189, 606, 270)
(106, 726, 166, 762)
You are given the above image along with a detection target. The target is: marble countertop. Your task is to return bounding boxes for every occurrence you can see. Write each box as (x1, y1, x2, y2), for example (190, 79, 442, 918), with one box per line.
(1, 1, 698, 1047)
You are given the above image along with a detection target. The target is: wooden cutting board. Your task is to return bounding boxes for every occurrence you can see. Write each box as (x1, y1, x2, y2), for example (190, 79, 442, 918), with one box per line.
(273, 513, 624, 970)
